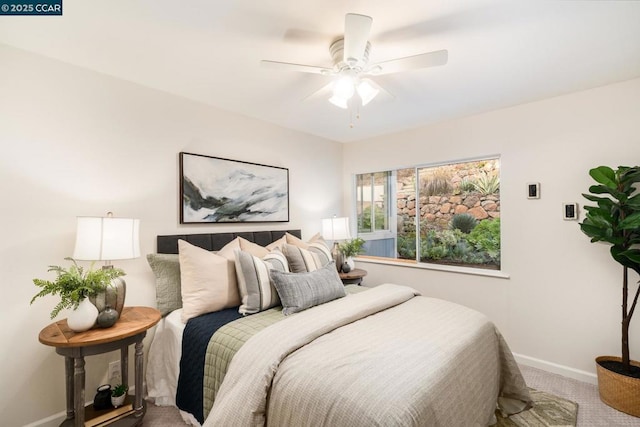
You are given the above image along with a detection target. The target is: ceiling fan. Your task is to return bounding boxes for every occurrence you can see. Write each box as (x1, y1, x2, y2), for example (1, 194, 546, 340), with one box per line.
(261, 13, 448, 112)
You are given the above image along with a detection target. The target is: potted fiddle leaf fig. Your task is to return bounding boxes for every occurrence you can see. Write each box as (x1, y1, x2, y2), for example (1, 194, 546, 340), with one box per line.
(579, 165, 640, 416)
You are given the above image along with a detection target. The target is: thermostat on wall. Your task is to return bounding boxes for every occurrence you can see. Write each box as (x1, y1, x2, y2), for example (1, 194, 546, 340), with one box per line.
(527, 182, 540, 199)
(563, 203, 579, 220)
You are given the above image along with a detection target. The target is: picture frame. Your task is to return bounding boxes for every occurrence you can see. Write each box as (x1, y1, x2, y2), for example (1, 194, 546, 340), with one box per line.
(179, 152, 289, 224)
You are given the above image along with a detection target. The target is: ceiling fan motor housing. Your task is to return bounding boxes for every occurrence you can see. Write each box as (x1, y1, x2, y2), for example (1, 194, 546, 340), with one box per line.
(330, 38, 371, 71)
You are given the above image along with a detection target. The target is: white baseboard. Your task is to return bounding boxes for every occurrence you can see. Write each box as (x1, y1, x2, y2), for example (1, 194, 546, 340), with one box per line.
(23, 410, 65, 427)
(514, 353, 598, 385)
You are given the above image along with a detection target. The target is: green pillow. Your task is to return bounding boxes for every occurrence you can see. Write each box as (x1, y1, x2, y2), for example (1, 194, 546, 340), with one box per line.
(146, 253, 182, 316)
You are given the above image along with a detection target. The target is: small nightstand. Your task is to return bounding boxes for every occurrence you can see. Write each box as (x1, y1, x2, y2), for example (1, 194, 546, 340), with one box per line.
(339, 268, 368, 285)
(39, 306, 161, 427)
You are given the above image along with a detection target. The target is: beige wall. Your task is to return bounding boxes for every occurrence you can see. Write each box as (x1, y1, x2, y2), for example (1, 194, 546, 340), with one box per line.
(344, 77, 640, 382)
(3, 39, 640, 425)
(0, 44, 342, 426)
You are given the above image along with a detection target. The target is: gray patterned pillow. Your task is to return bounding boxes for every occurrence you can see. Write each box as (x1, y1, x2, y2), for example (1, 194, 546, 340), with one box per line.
(235, 249, 289, 315)
(270, 262, 346, 315)
(146, 253, 182, 316)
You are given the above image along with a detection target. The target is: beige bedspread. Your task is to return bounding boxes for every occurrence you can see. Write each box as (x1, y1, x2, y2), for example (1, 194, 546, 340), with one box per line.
(204, 284, 531, 427)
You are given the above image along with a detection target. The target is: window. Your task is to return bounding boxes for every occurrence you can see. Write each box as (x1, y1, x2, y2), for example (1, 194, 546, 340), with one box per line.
(355, 157, 501, 270)
(356, 172, 390, 233)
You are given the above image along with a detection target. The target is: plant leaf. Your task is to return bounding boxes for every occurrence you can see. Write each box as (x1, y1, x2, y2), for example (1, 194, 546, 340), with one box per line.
(627, 194, 640, 210)
(619, 212, 640, 230)
(588, 184, 626, 202)
(589, 166, 616, 188)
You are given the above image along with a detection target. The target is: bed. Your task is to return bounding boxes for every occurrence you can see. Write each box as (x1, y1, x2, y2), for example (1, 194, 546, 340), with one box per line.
(145, 229, 532, 427)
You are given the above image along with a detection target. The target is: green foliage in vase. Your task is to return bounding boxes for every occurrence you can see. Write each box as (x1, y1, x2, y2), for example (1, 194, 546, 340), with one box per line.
(31, 257, 125, 319)
(112, 383, 128, 397)
(450, 213, 478, 234)
(580, 165, 640, 373)
(339, 237, 366, 258)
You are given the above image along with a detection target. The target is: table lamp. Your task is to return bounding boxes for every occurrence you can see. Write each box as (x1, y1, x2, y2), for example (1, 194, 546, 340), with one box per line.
(322, 216, 351, 271)
(72, 212, 140, 318)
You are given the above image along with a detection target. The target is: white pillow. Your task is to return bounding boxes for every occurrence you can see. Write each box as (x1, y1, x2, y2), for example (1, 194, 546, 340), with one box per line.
(178, 240, 241, 323)
(218, 236, 269, 259)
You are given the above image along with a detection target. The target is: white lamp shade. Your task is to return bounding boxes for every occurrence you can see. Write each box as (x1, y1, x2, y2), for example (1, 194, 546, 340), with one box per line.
(357, 80, 380, 106)
(322, 217, 352, 241)
(332, 76, 355, 100)
(73, 216, 140, 261)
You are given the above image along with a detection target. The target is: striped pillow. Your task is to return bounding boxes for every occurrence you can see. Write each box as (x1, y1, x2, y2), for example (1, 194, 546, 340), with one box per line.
(235, 249, 289, 315)
(308, 241, 332, 265)
(283, 243, 330, 273)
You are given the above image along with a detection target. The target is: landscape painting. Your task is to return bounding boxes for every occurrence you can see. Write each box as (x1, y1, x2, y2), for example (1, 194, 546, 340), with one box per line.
(180, 152, 289, 223)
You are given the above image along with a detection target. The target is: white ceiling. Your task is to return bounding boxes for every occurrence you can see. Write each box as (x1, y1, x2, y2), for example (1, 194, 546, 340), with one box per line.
(2, 0, 640, 143)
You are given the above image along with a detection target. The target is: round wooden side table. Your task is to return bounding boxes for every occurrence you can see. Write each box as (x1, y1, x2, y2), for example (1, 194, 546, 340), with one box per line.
(39, 306, 161, 427)
(339, 268, 368, 285)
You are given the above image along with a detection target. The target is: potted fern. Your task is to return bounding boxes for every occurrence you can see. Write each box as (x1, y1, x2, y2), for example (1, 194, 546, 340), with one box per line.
(31, 257, 125, 331)
(579, 165, 640, 416)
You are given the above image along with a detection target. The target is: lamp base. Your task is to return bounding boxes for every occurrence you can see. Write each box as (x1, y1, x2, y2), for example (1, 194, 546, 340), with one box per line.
(331, 242, 343, 272)
(90, 276, 126, 319)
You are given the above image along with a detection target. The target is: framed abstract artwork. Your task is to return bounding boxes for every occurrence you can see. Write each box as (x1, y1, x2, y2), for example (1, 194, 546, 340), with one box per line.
(179, 152, 289, 223)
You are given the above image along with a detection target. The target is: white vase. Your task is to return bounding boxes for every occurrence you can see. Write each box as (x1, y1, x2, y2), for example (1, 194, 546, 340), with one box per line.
(67, 298, 98, 332)
(111, 393, 126, 408)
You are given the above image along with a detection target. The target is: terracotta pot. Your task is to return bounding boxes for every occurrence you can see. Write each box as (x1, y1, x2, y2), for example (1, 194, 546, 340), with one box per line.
(596, 356, 640, 417)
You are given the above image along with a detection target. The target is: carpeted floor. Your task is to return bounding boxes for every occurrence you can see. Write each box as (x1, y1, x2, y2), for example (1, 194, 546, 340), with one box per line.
(520, 365, 640, 427)
(142, 364, 640, 426)
(494, 388, 578, 427)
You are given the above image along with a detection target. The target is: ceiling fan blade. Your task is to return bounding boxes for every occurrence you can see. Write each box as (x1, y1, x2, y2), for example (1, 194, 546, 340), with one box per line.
(363, 78, 395, 101)
(370, 49, 448, 75)
(302, 82, 333, 102)
(343, 13, 373, 64)
(261, 60, 332, 75)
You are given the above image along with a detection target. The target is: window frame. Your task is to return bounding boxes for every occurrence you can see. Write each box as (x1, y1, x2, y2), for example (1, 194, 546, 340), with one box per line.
(353, 155, 503, 276)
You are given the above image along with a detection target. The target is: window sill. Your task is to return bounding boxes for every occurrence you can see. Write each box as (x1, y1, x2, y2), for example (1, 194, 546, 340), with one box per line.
(354, 256, 510, 279)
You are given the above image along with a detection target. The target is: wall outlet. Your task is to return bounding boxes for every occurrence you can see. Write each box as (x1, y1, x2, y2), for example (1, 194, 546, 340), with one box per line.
(108, 360, 121, 384)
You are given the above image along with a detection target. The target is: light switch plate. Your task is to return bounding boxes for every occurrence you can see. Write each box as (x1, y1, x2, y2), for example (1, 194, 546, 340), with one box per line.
(527, 182, 540, 199)
(563, 203, 579, 220)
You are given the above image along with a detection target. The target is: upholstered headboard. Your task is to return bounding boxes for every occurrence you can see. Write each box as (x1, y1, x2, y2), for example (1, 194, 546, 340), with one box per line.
(156, 229, 302, 254)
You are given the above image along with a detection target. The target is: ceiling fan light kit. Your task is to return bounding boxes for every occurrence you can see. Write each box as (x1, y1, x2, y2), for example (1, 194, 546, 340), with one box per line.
(329, 78, 379, 109)
(262, 13, 448, 125)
